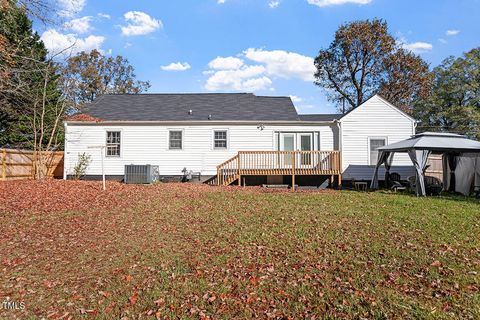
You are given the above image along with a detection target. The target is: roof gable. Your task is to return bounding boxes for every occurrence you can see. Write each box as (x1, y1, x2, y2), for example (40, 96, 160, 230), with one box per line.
(339, 94, 416, 123)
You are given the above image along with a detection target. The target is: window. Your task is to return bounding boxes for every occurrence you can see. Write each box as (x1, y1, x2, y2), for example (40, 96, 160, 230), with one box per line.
(106, 131, 121, 157)
(213, 130, 228, 149)
(169, 130, 183, 150)
(369, 138, 386, 165)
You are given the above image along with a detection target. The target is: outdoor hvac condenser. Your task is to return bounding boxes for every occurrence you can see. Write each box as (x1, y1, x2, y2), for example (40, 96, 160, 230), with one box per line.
(124, 165, 159, 184)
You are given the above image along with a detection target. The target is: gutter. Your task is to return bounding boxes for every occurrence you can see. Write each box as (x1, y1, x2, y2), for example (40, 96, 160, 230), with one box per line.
(65, 120, 337, 126)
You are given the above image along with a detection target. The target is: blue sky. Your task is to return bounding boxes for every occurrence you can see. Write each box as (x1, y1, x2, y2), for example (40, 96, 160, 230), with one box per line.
(37, 0, 480, 114)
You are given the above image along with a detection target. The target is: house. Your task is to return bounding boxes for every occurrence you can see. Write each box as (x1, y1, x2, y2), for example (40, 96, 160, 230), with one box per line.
(63, 93, 416, 186)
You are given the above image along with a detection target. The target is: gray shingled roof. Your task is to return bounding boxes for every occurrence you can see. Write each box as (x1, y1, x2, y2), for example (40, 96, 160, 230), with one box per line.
(85, 93, 302, 121)
(298, 114, 342, 122)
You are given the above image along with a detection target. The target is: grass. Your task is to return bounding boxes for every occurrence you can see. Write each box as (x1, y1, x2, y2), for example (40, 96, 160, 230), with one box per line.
(0, 181, 479, 319)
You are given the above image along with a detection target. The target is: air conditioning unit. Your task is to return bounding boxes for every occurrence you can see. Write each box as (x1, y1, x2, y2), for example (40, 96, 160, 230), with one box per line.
(124, 165, 160, 184)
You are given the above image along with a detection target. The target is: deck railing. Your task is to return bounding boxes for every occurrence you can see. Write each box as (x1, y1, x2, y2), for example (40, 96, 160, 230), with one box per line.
(216, 150, 341, 188)
(216, 154, 239, 186)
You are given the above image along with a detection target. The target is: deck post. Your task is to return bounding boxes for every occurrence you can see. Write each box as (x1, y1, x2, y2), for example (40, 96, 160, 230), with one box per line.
(217, 168, 220, 186)
(291, 151, 296, 192)
(338, 151, 342, 189)
(237, 154, 241, 186)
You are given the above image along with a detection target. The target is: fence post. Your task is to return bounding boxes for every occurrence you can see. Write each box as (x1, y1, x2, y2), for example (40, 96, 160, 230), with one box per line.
(31, 151, 36, 179)
(2, 149, 6, 180)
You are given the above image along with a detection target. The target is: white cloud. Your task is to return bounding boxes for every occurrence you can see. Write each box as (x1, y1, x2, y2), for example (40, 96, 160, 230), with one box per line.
(269, 0, 281, 8)
(64, 16, 93, 34)
(161, 62, 191, 71)
(289, 95, 303, 103)
(307, 0, 372, 7)
(204, 48, 315, 92)
(124, 42, 132, 49)
(97, 13, 111, 19)
(208, 56, 244, 70)
(446, 29, 460, 36)
(57, 0, 86, 17)
(217, 0, 226, 3)
(205, 65, 272, 91)
(397, 35, 433, 54)
(121, 11, 162, 36)
(244, 48, 315, 81)
(242, 77, 273, 91)
(40, 29, 105, 56)
(438, 38, 447, 44)
(400, 41, 433, 54)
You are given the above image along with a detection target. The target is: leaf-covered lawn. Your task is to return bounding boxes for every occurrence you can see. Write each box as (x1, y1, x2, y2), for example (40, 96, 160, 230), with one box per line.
(1, 180, 479, 319)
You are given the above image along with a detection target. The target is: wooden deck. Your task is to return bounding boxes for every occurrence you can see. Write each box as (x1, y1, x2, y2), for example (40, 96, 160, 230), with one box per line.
(216, 151, 341, 190)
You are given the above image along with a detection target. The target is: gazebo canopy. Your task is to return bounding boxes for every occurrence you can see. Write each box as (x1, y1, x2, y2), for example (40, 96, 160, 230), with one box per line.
(371, 132, 480, 196)
(377, 132, 480, 153)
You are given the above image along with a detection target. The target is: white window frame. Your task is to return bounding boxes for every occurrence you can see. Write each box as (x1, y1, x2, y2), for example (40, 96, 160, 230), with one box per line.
(105, 130, 122, 158)
(168, 129, 184, 150)
(274, 131, 320, 151)
(212, 129, 229, 150)
(368, 136, 388, 165)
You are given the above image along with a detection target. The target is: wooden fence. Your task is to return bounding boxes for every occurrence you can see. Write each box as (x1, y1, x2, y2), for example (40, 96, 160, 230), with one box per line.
(1, 148, 64, 180)
(426, 154, 443, 182)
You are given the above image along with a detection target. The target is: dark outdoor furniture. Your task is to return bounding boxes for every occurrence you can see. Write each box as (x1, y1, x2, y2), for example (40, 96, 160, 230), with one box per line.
(389, 172, 407, 192)
(424, 176, 443, 196)
(474, 186, 480, 199)
(408, 175, 443, 196)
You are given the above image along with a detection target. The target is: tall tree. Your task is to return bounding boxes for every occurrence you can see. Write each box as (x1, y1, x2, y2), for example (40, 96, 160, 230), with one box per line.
(314, 19, 432, 113)
(413, 48, 480, 138)
(0, 0, 60, 149)
(62, 50, 151, 109)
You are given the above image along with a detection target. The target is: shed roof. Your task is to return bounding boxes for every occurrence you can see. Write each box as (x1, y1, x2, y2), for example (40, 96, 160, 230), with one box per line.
(298, 114, 342, 122)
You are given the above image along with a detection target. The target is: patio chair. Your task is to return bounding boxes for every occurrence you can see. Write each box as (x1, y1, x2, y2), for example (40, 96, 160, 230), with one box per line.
(424, 176, 443, 196)
(407, 175, 443, 196)
(473, 185, 480, 199)
(407, 176, 416, 192)
(389, 172, 406, 192)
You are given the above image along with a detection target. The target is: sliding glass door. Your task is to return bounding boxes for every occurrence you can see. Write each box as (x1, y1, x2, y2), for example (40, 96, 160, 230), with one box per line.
(278, 132, 314, 167)
(299, 133, 313, 165)
(280, 133, 295, 165)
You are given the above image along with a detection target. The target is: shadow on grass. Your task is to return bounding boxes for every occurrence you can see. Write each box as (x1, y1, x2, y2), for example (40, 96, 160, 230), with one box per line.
(368, 189, 480, 204)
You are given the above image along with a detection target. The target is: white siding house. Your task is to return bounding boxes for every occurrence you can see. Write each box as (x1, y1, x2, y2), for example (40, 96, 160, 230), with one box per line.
(64, 93, 415, 184)
(64, 123, 337, 177)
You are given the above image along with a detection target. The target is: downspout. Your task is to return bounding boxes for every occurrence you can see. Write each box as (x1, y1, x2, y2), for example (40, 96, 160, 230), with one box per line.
(335, 119, 343, 186)
(335, 119, 342, 168)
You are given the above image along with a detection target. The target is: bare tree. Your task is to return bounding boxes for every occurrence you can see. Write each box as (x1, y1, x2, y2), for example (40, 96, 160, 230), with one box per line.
(314, 19, 433, 113)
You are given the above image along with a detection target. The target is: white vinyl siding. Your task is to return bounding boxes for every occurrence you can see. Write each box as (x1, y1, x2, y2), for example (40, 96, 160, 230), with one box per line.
(64, 123, 337, 177)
